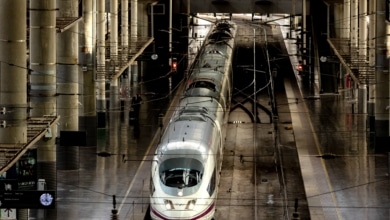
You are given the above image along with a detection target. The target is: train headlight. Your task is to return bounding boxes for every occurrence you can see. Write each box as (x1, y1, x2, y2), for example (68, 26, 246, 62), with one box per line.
(185, 199, 197, 210)
(177, 188, 183, 197)
(164, 200, 174, 210)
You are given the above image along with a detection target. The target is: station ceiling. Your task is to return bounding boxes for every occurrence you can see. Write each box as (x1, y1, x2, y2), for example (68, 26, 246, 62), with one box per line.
(186, 0, 304, 14)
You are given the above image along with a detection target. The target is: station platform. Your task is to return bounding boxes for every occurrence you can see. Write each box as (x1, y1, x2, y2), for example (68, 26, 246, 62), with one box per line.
(277, 16, 389, 220)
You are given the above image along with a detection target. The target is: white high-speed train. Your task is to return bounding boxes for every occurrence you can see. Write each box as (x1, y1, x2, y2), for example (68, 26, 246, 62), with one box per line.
(150, 21, 236, 220)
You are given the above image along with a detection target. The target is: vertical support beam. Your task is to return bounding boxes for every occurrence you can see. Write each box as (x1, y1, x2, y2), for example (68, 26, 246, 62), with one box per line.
(357, 0, 368, 114)
(131, 63, 138, 94)
(168, 0, 173, 92)
(375, 0, 390, 143)
(138, 2, 149, 94)
(350, 0, 358, 50)
(121, 0, 129, 58)
(139, 2, 149, 38)
(57, 0, 79, 134)
(110, 77, 119, 111)
(351, 0, 361, 113)
(110, 0, 119, 110)
(29, 0, 57, 218)
(358, 84, 367, 113)
(121, 0, 130, 103)
(358, 0, 367, 57)
(343, 0, 351, 39)
(169, 0, 173, 56)
(290, 0, 296, 39)
(81, 0, 97, 144)
(96, 0, 106, 125)
(350, 0, 358, 113)
(0, 0, 27, 144)
(302, 0, 306, 64)
(130, 0, 139, 95)
(111, 0, 118, 61)
(131, 0, 138, 51)
(333, 4, 343, 38)
(326, 2, 329, 39)
(368, 0, 376, 117)
(57, 0, 80, 170)
(187, 0, 190, 31)
(151, 2, 156, 39)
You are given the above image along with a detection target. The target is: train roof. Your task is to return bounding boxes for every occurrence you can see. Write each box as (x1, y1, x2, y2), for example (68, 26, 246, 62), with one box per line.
(155, 104, 219, 162)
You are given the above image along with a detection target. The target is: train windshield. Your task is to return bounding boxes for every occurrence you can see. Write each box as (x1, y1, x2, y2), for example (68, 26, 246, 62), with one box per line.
(160, 158, 203, 188)
(188, 81, 216, 92)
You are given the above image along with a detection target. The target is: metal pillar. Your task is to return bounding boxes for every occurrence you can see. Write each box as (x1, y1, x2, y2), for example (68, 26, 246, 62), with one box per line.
(130, 0, 139, 95)
(0, 0, 27, 144)
(350, 1, 358, 111)
(169, 0, 172, 56)
(110, 0, 119, 110)
(121, 0, 129, 58)
(367, 0, 376, 117)
(139, 2, 149, 38)
(120, 73, 130, 116)
(343, 0, 351, 39)
(57, 0, 79, 135)
(358, 85, 367, 114)
(302, 0, 306, 65)
(97, 0, 106, 122)
(80, 0, 97, 144)
(131, 63, 139, 95)
(131, 0, 138, 49)
(110, 77, 120, 112)
(111, 0, 118, 60)
(358, 0, 367, 57)
(29, 0, 57, 219)
(168, 0, 173, 93)
(351, 0, 358, 49)
(357, 0, 368, 115)
(375, 0, 390, 140)
(138, 1, 149, 93)
(121, 0, 130, 103)
(57, 0, 80, 170)
(350, 0, 361, 113)
(333, 4, 343, 38)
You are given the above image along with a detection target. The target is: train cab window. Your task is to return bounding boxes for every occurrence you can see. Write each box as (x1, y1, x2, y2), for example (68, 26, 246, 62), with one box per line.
(188, 81, 216, 92)
(179, 106, 209, 115)
(209, 30, 232, 41)
(175, 107, 210, 122)
(162, 168, 201, 188)
(175, 115, 206, 122)
(159, 158, 204, 189)
(206, 50, 223, 55)
(202, 63, 211, 68)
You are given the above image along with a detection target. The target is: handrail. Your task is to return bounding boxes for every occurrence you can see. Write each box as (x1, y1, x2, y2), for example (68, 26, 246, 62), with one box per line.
(111, 37, 154, 80)
(0, 116, 60, 174)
